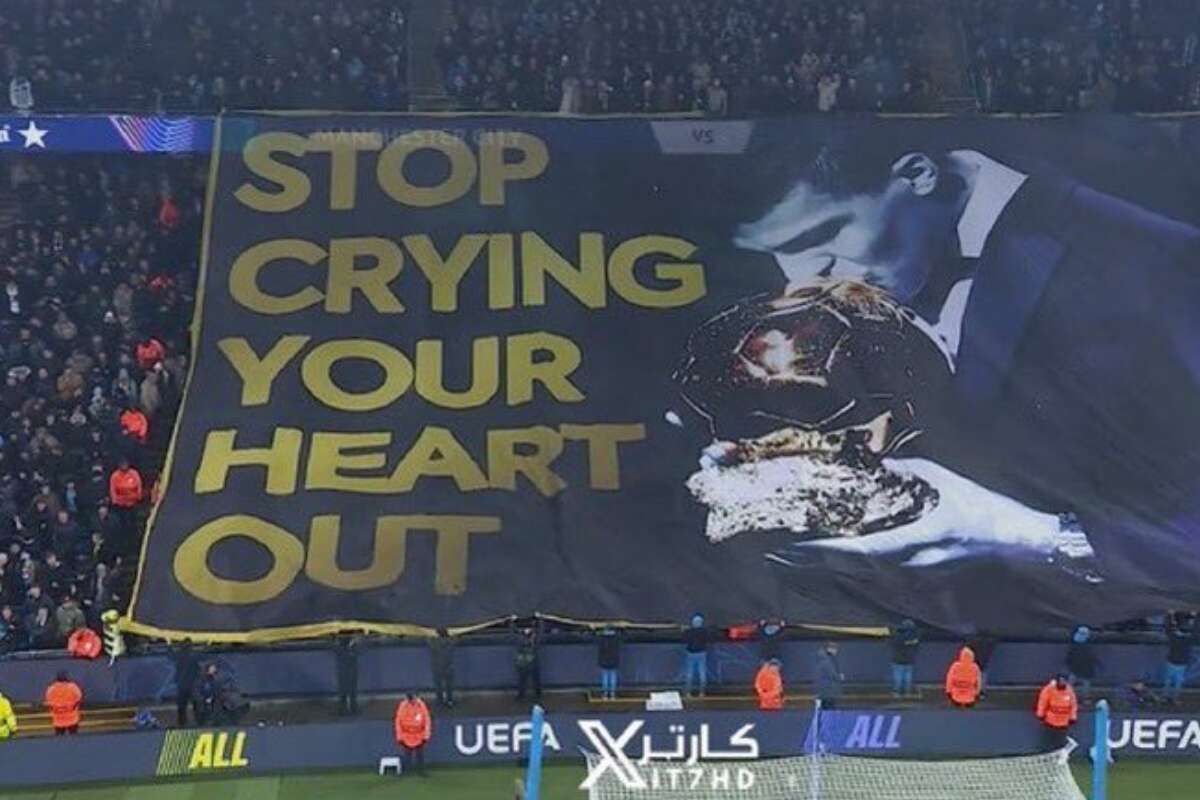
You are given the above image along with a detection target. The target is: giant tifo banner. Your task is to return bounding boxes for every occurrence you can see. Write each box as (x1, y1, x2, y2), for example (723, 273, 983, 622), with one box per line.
(124, 113, 1200, 640)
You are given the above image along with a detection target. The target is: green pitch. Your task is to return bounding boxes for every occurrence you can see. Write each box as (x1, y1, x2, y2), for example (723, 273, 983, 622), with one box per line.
(7, 762, 1200, 800)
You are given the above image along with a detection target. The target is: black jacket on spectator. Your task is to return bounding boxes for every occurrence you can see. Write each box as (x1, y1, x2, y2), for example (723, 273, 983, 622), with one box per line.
(684, 626, 710, 654)
(891, 624, 920, 666)
(515, 627, 540, 667)
(430, 634, 455, 674)
(1066, 642, 1099, 680)
(24, 608, 56, 649)
(172, 647, 200, 699)
(598, 629, 621, 669)
(0, 606, 25, 652)
(759, 621, 784, 663)
(335, 636, 359, 685)
(1167, 618, 1198, 666)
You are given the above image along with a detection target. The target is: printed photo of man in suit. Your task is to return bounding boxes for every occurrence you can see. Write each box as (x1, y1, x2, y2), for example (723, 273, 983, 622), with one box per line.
(717, 124, 1200, 610)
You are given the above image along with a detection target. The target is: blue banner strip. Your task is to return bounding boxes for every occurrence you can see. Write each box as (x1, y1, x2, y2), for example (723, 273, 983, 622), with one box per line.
(0, 115, 212, 153)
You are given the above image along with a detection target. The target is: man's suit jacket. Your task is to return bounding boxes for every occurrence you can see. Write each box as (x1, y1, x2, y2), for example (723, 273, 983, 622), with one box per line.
(941, 171, 1200, 602)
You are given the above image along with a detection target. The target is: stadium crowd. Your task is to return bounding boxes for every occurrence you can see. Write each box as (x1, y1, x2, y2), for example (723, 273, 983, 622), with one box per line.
(0, 154, 203, 654)
(436, 0, 938, 113)
(1, 0, 409, 112)
(964, 0, 1200, 112)
(5, 0, 1200, 114)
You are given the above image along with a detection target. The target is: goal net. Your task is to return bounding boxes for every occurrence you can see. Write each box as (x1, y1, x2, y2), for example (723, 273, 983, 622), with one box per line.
(584, 746, 1087, 800)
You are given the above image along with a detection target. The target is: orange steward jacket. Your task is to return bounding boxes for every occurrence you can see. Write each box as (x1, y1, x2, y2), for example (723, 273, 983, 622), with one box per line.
(1036, 682, 1079, 729)
(395, 698, 432, 748)
(945, 647, 982, 706)
(45, 681, 82, 729)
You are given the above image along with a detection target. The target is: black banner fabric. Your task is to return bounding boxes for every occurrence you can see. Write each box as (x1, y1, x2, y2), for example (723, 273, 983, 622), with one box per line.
(125, 113, 1200, 640)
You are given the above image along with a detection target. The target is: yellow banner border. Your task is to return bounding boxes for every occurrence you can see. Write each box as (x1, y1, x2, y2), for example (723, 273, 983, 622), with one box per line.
(122, 113, 225, 634)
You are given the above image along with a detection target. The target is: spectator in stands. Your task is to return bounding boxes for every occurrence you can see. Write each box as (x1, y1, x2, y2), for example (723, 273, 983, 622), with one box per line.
(42, 550, 68, 598)
(597, 625, 621, 700)
(1065, 625, 1098, 702)
(968, 633, 997, 698)
(24, 603, 56, 650)
(889, 619, 920, 698)
(1163, 611, 1197, 703)
(0, 688, 16, 739)
(945, 646, 981, 709)
(54, 595, 86, 641)
(964, 0, 1200, 112)
(707, 79, 729, 116)
(514, 621, 543, 702)
(1035, 672, 1078, 752)
(438, 0, 934, 114)
(334, 634, 360, 715)
(171, 642, 200, 727)
(0, 151, 195, 660)
(430, 627, 456, 708)
(1, 1, 409, 112)
(394, 691, 432, 777)
(44, 670, 82, 735)
(9, 75, 33, 112)
(755, 658, 785, 710)
(817, 72, 842, 112)
(814, 641, 844, 709)
(682, 613, 710, 698)
(0, 605, 22, 653)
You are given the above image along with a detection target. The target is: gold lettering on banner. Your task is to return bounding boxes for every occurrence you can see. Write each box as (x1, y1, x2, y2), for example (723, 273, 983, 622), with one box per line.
(214, 333, 583, 410)
(146, 122, 715, 627)
(226, 234, 707, 314)
(202, 425, 647, 497)
(195, 429, 303, 495)
(235, 130, 547, 211)
(173, 514, 501, 603)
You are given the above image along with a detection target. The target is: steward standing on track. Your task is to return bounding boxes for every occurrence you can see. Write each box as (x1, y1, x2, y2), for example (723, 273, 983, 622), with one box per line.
(755, 659, 785, 710)
(1036, 673, 1079, 751)
(45, 671, 83, 735)
(394, 691, 432, 777)
(945, 646, 981, 708)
